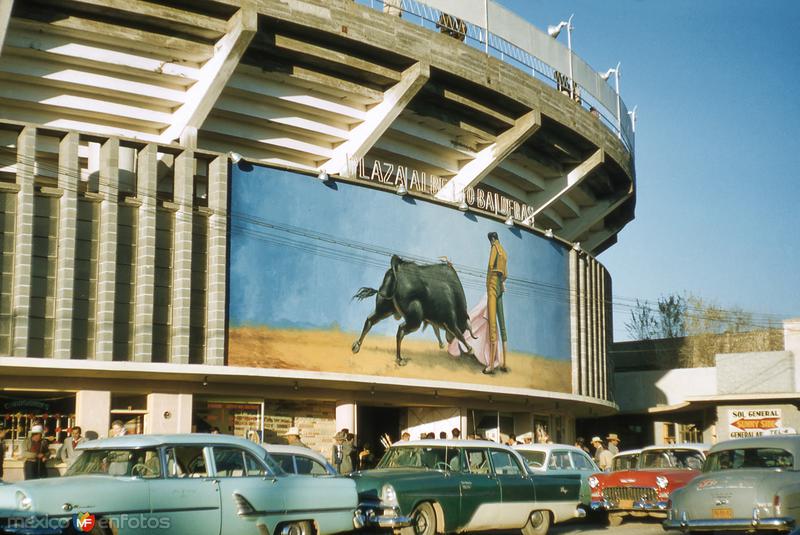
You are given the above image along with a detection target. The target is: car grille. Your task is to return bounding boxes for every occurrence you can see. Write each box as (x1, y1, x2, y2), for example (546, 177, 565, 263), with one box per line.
(604, 486, 658, 504)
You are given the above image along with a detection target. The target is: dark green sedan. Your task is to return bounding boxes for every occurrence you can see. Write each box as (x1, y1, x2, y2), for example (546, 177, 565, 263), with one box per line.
(349, 439, 584, 535)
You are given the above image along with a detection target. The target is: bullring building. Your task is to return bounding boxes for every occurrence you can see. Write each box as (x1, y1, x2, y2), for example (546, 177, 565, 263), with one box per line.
(0, 0, 636, 477)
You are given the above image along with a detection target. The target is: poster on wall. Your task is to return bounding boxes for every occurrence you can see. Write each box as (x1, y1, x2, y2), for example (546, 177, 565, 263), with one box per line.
(228, 165, 572, 392)
(727, 408, 795, 438)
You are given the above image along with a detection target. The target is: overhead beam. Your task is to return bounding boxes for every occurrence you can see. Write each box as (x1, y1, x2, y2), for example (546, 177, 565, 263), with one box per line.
(321, 62, 430, 176)
(524, 149, 604, 224)
(435, 110, 541, 202)
(562, 189, 633, 241)
(583, 226, 621, 253)
(160, 1, 256, 143)
(0, 0, 12, 57)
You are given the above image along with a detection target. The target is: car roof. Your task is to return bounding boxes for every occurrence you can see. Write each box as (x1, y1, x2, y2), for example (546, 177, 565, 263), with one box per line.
(613, 449, 642, 458)
(710, 434, 800, 454)
(262, 444, 329, 464)
(641, 443, 710, 452)
(78, 433, 261, 451)
(394, 439, 509, 448)
(513, 443, 589, 454)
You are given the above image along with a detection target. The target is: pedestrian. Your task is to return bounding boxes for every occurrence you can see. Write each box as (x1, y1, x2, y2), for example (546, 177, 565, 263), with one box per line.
(58, 426, 85, 468)
(523, 436, 533, 444)
(110, 420, 127, 437)
(0, 428, 6, 480)
(283, 426, 309, 448)
(575, 436, 591, 454)
(606, 433, 620, 455)
(21, 425, 50, 480)
(331, 431, 345, 473)
(426, 432, 436, 439)
(342, 432, 356, 474)
(451, 428, 461, 439)
(439, 431, 447, 439)
(505, 433, 519, 446)
(210, 427, 220, 434)
(358, 443, 376, 470)
(591, 436, 613, 471)
(400, 431, 410, 441)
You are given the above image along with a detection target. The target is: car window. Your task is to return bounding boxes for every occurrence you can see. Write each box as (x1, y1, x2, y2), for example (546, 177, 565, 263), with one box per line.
(244, 450, 270, 476)
(67, 448, 161, 478)
(640, 449, 704, 470)
(518, 450, 546, 469)
(548, 450, 572, 470)
(465, 448, 491, 475)
(612, 454, 638, 471)
(295, 455, 329, 475)
(570, 451, 595, 471)
(270, 453, 296, 474)
(213, 447, 267, 477)
(380, 446, 449, 470)
(704, 448, 794, 472)
(165, 446, 207, 478)
(490, 450, 523, 476)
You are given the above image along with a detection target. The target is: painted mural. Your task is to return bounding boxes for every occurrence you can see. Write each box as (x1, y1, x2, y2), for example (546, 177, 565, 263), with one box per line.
(228, 165, 573, 392)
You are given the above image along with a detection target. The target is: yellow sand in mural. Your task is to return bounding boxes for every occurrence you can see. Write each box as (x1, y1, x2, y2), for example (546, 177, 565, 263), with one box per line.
(229, 327, 571, 393)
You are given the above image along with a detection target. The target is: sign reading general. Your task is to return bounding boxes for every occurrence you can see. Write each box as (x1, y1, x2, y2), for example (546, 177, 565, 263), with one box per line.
(728, 408, 794, 438)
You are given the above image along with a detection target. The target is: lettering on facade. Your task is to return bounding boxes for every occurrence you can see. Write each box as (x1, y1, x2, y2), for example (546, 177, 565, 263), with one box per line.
(349, 158, 536, 222)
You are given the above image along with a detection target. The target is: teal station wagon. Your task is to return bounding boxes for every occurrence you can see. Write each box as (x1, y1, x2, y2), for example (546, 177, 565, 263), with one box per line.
(0, 434, 359, 535)
(350, 440, 584, 535)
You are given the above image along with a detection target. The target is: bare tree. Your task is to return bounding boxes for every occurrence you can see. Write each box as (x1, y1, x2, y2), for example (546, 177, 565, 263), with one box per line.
(625, 299, 659, 340)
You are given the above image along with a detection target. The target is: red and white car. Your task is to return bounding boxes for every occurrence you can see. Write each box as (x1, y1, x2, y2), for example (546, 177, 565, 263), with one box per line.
(588, 443, 709, 526)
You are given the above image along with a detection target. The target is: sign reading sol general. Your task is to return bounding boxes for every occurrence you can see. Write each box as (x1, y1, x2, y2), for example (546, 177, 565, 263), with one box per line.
(728, 408, 795, 438)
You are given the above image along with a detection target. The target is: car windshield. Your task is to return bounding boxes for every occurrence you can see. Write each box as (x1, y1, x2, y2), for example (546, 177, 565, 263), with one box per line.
(704, 448, 794, 472)
(612, 454, 639, 471)
(639, 449, 704, 470)
(518, 450, 546, 469)
(379, 446, 452, 470)
(67, 448, 161, 478)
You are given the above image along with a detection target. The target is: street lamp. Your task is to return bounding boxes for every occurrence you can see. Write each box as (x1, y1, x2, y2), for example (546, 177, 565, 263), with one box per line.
(548, 14, 574, 100)
(601, 62, 622, 138)
(628, 105, 638, 133)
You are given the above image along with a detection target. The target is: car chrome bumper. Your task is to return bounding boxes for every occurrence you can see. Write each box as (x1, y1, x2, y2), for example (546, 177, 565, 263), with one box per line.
(591, 498, 670, 513)
(354, 502, 412, 529)
(664, 515, 795, 532)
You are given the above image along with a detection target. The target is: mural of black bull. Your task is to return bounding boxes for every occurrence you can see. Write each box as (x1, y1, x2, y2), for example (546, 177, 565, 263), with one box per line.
(352, 255, 475, 365)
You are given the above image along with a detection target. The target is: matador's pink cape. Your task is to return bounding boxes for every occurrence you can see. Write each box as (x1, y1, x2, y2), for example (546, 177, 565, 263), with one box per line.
(447, 294, 502, 368)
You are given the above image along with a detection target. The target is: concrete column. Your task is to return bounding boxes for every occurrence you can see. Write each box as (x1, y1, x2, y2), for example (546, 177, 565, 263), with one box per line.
(593, 260, 601, 398)
(569, 249, 580, 394)
(578, 253, 588, 395)
(600, 265, 608, 400)
(336, 401, 357, 434)
(94, 138, 120, 361)
(785, 318, 800, 390)
(171, 150, 194, 364)
(76, 390, 111, 439)
(133, 144, 157, 362)
(11, 127, 36, 356)
(145, 393, 193, 434)
(53, 132, 79, 359)
(587, 258, 596, 398)
(205, 155, 227, 365)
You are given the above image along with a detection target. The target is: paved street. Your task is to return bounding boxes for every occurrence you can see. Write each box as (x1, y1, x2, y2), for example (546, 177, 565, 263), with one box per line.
(550, 518, 678, 534)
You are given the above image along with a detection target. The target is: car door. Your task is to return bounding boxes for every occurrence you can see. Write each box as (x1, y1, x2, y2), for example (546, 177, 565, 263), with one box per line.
(490, 449, 535, 529)
(212, 446, 285, 535)
(458, 447, 501, 531)
(151, 445, 221, 535)
(569, 450, 598, 505)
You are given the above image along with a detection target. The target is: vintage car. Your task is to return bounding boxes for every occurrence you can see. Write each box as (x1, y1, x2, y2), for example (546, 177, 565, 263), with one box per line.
(589, 443, 709, 526)
(0, 434, 359, 535)
(263, 444, 338, 475)
(349, 439, 584, 535)
(513, 443, 600, 507)
(665, 435, 800, 533)
(611, 449, 642, 472)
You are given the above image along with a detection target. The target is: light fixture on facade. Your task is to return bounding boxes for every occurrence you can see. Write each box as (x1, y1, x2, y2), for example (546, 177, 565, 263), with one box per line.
(396, 182, 408, 196)
(504, 215, 514, 227)
(202, 375, 208, 387)
(228, 151, 243, 164)
(547, 14, 575, 99)
(545, 228, 554, 238)
(292, 381, 299, 391)
(573, 242, 582, 252)
(318, 170, 330, 182)
(458, 198, 469, 211)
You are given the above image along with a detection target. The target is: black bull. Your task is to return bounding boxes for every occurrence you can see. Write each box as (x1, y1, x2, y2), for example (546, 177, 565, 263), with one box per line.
(351, 255, 475, 365)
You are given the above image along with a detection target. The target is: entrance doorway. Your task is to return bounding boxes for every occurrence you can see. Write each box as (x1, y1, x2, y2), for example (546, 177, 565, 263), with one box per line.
(357, 406, 401, 463)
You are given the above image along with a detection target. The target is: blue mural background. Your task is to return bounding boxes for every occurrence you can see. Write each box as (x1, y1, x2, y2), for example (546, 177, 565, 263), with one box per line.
(229, 164, 571, 362)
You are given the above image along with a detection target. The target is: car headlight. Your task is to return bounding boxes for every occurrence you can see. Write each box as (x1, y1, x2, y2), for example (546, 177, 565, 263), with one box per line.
(16, 491, 32, 511)
(588, 476, 599, 489)
(656, 476, 669, 489)
(380, 484, 399, 507)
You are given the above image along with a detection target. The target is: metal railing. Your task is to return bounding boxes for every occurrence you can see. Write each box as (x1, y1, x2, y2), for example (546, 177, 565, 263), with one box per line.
(358, 0, 635, 154)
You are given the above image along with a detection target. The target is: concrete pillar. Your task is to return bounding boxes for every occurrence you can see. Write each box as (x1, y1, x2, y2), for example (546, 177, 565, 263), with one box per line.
(133, 144, 157, 362)
(53, 132, 79, 359)
(336, 401, 356, 434)
(11, 127, 35, 356)
(145, 393, 193, 434)
(171, 150, 194, 364)
(94, 138, 120, 361)
(76, 390, 111, 439)
(587, 258, 596, 398)
(205, 155, 227, 365)
(600, 265, 608, 400)
(786, 318, 800, 390)
(569, 249, 580, 394)
(578, 253, 588, 395)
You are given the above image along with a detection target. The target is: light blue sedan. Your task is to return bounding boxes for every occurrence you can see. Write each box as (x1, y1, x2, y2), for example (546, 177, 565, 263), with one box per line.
(514, 443, 600, 508)
(0, 434, 359, 535)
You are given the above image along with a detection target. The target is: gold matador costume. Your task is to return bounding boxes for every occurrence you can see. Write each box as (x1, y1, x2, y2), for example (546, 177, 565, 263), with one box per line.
(487, 236, 508, 352)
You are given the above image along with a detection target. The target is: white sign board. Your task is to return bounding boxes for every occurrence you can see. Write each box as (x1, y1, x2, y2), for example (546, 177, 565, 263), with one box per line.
(728, 408, 795, 438)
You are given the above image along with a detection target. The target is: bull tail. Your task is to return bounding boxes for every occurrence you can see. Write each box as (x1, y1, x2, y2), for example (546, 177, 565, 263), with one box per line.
(352, 287, 379, 301)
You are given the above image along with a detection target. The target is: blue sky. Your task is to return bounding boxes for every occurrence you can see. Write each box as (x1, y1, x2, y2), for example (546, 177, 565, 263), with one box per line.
(499, 0, 800, 340)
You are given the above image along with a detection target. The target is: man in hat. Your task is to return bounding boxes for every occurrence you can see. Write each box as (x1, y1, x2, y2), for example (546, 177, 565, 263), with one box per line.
(284, 426, 308, 448)
(58, 426, 85, 468)
(606, 433, 620, 455)
(331, 430, 355, 474)
(591, 436, 613, 471)
(22, 425, 50, 480)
